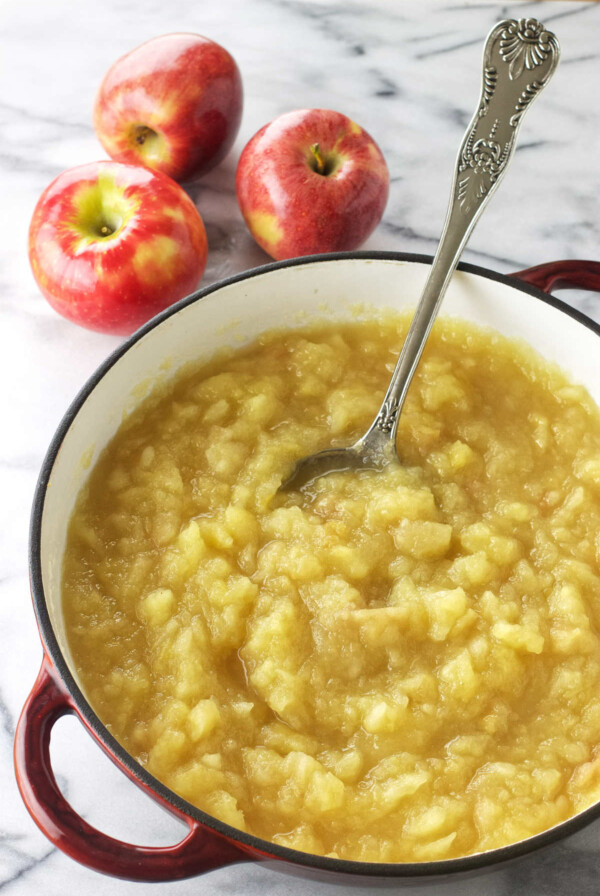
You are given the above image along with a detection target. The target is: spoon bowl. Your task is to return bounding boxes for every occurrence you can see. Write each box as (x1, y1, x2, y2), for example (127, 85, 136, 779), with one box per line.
(280, 428, 398, 491)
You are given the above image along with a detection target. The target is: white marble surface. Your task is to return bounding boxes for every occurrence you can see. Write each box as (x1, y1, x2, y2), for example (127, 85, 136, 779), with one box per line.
(3, 0, 600, 892)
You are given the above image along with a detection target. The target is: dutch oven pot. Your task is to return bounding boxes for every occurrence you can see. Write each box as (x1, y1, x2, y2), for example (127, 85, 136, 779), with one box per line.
(14, 252, 600, 884)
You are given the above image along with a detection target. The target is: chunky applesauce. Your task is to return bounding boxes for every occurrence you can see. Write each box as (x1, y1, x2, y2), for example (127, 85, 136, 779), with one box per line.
(62, 314, 600, 862)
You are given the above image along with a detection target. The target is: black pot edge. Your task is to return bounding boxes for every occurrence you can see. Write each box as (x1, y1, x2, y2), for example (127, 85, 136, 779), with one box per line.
(27, 250, 600, 880)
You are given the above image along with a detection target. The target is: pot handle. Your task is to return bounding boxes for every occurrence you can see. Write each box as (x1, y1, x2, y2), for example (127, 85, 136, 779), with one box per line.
(14, 657, 250, 881)
(510, 259, 600, 294)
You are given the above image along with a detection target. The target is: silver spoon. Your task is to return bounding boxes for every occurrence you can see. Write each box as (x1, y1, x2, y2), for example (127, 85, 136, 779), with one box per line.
(281, 17, 560, 492)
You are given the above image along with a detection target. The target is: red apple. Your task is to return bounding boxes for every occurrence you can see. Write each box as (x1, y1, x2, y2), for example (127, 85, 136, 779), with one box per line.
(94, 33, 243, 182)
(28, 161, 208, 335)
(235, 108, 389, 260)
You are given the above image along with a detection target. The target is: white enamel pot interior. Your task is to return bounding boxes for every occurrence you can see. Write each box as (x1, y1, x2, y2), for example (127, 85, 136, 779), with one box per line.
(29, 251, 600, 882)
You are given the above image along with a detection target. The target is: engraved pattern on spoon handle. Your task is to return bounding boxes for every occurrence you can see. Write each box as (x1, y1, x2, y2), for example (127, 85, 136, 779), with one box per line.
(369, 18, 560, 444)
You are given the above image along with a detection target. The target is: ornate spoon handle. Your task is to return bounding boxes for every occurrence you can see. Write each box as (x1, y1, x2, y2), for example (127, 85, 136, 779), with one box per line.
(369, 18, 560, 444)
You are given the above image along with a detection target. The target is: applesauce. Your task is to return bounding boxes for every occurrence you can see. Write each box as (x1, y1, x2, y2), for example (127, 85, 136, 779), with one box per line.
(62, 313, 600, 862)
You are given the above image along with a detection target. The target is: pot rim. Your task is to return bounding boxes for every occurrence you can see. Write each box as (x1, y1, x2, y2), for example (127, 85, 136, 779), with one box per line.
(28, 250, 600, 878)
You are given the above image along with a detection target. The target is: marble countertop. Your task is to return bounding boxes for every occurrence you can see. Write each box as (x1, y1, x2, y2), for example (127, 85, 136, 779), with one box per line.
(3, 0, 600, 893)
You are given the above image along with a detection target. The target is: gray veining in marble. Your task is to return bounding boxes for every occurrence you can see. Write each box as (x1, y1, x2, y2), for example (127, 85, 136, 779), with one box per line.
(2, 0, 600, 893)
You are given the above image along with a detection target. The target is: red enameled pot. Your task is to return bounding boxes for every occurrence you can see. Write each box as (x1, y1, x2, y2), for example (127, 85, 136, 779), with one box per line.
(14, 253, 600, 884)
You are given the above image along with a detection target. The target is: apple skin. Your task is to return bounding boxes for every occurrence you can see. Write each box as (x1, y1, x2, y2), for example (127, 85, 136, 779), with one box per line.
(94, 33, 243, 182)
(235, 109, 390, 261)
(28, 161, 208, 335)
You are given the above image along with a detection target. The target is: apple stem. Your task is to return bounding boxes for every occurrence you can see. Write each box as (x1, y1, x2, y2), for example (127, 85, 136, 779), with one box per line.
(135, 125, 153, 146)
(310, 143, 327, 175)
